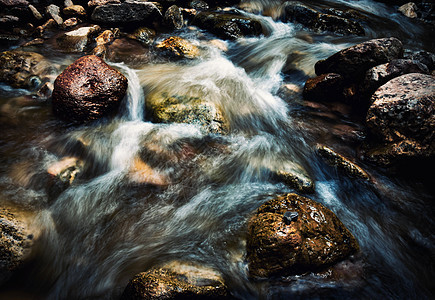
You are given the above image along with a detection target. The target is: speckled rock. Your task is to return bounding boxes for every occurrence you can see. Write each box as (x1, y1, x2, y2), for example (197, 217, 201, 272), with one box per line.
(0, 207, 38, 285)
(88, 0, 121, 8)
(316, 145, 370, 181)
(0, 50, 49, 89)
(127, 27, 155, 46)
(164, 5, 184, 29)
(146, 92, 228, 134)
(192, 11, 263, 40)
(303, 73, 344, 101)
(315, 37, 404, 80)
(95, 29, 114, 46)
(247, 193, 359, 278)
(52, 55, 128, 122)
(121, 261, 230, 299)
(156, 36, 200, 59)
(46, 4, 63, 25)
(365, 73, 434, 164)
(398, 2, 418, 18)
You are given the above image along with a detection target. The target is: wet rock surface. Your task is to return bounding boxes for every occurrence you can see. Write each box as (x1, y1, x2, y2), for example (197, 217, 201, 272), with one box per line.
(56, 25, 101, 52)
(156, 36, 200, 59)
(247, 193, 359, 278)
(315, 37, 404, 80)
(303, 73, 344, 102)
(52, 55, 128, 122)
(122, 261, 230, 299)
(365, 73, 435, 165)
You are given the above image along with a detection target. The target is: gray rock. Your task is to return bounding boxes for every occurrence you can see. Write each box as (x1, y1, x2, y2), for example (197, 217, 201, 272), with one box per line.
(28, 4, 43, 20)
(46, 4, 63, 25)
(164, 5, 184, 30)
(56, 25, 101, 53)
(398, 2, 418, 18)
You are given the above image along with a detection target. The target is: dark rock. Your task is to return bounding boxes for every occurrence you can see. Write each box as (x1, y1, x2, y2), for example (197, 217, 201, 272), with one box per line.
(315, 37, 404, 80)
(164, 5, 184, 30)
(156, 36, 200, 59)
(63, 5, 87, 17)
(365, 73, 434, 165)
(0, 15, 20, 24)
(247, 193, 359, 278)
(359, 59, 429, 104)
(46, 4, 63, 26)
(192, 11, 263, 40)
(88, 0, 121, 8)
(410, 50, 435, 71)
(105, 38, 151, 65)
(0, 206, 38, 285)
(0, 50, 49, 89)
(189, 0, 208, 10)
(0, 0, 28, 7)
(56, 25, 101, 52)
(52, 55, 128, 122)
(35, 19, 57, 37)
(283, 1, 365, 36)
(146, 92, 228, 134)
(122, 261, 230, 299)
(303, 73, 344, 102)
(127, 27, 155, 46)
(91, 0, 162, 25)
(316, 145, 371, 181)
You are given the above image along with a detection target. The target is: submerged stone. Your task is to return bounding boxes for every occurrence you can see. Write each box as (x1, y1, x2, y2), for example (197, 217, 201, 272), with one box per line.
(247, 193, 359, 278)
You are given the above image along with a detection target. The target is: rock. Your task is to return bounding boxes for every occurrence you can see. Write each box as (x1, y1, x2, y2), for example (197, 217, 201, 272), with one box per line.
(0, 50, 49, 89)
(95, 29, 114, 46)
(410, 50, 435, 71)
(63, 5, 87, 17)
(56, 25, 101, 52)
(47, 156, 84, 198)
(52, 55, 128, 122)
(271, 162, 315, 193)
(88, 0, 121, 8)
(283, 1, 364, 36)
(46, 4, 63, 26)
(365, 73, 434, 164)
(91, 44, 107, 57)
(63, 17, 80, 28)
(146, 92, 228, 134)
(247, 193, 359, 278)
(359, 59, 429, 104)
(91, 0, 162, 25)
(35, 19, 57, 37)
(0, 15, 20, 24)
(105, 38, 151, 65)
(192, 11, 263, 40)
(0, 0, 28, 6)
(277, 83, 302, 101)
(398, 2, 418, 18)
(0, 206, 38, 285)
(121, 261, 230, 299)
(189, 0, 208, 10)
(164, 5, 184, 30)
(303, 73, 344, 102)
(315, 37, 404, 80)
(128, 157, 169, 185)
(156, 36, 200, 59)
(28, 4, 43, 20)
(21, 38, 44, 47)
(316, 145, 370, 181)
(127, 27, 155, 46)
(64, 0, 74, 7)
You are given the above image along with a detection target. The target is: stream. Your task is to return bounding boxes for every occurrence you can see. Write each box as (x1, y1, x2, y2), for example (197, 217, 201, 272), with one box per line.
(0, 0, 434, 299)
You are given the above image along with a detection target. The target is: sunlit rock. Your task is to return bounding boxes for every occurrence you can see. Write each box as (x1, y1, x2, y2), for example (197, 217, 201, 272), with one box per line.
(316, 145, 370, 181)
(95, 29, 114, 46)
(315, 37, 404, 80)
(156, 36, 200, 59)
(62, 17, 80, 29)
(127, 27, 155, 46)
(52, 55, 128, 122)
(56, 25, 101, 52)
(47, 156, 84, 199)
(146, 92, 228, 134)
(192, 11, 263, 40)
(398, 2, 418, 18)
(35, 18, 57, 37)
(283, 1, 365, 36)
(247, 193, 359, 278)
(365, 73, 435, 166)
(121, 261, 230, 299)
(0, 50, 49, 89)
(46, 4, 63, 26)
(63, 5, 87, 17)
(0, 206, 39, 285)
(128, 157, 169, 186)
(271, 161, 315, 193)
(88, 0, 121, 8)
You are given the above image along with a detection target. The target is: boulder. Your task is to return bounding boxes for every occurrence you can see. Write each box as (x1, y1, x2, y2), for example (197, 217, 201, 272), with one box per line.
(315, 37, 404, 80)
(156, 36, 200, 59)
(365, 73, 434, 164)
(164, 5, 184, 30)
(121, 261, 230, 299)
(0, 0, 29, 7)
(95, 29, 114, 46)
(316, 145, 370, 181)
(283, 1, 365, 36)
(63, 5, 87, 17)
(0, 50, 49, 89)
(56, 25, 101, 52)
(46, 4, 63, 26)
(105, 38, 151, 65)
(146, 92, 228, 134)
(91, 0, 162, 25)
(398, 2, 418, 18)
(52, 55, 128, 122)
(303, 73, 344, 102)
(88, 0, 121, 8)
(192, 11, 263, 40)
(247, 193, 359, 278)
(0, 206, 38, 285)
(127, 27, 155, 46)
(410, 50, 435, 71)
(359, 59, 429, 103)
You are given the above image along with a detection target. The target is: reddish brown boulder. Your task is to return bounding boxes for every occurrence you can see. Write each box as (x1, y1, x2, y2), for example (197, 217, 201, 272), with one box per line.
(52, 55, 128, 122)
(315, 37, 403, 80)
(247, 193, 359, 278)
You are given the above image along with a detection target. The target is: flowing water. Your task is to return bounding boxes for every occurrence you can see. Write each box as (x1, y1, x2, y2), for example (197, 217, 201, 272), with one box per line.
(0, 0, 434, 299)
